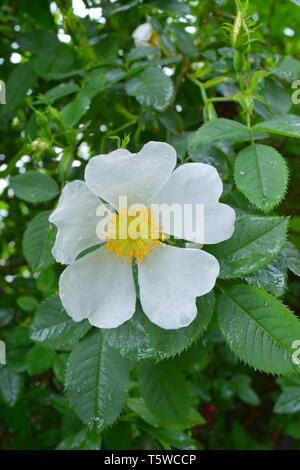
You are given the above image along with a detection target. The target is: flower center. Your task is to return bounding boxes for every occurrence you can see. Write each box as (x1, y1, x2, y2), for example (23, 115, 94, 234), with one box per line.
(104, 208, 164, 264)
(149, 31, 159, 46)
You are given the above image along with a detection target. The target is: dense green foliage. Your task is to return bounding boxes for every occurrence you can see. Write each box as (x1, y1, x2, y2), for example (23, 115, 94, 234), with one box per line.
(0, 0, 300, 450)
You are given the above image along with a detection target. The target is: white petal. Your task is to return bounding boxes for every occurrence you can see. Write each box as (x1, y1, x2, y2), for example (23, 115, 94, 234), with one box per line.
(49, 180, 104, 264)
(138, 244, 219, 330)
(84, 141, 177, 209)
(59, 246, 136, 328)
(132, 23, 152, 47)
(151, 162, 235, 244)
(203, 203, 236, 244)
(152, 162, 223, 205)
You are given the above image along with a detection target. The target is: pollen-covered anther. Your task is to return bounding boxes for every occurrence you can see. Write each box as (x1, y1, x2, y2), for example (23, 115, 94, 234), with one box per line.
(104, 209, 164, 264)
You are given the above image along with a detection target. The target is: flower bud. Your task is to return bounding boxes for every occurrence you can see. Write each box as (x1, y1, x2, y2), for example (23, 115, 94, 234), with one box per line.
(48, 106, 64, 130)
(191, 61, 205, 71)
(232, 10, 245, 51)
(35, 110, 48, 129)
(233, 50, 244, 73)
(32, 138, 50, 152)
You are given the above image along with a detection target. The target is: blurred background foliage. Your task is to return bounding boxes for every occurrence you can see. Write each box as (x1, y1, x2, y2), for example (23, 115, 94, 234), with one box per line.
(0, 0, 300, 450)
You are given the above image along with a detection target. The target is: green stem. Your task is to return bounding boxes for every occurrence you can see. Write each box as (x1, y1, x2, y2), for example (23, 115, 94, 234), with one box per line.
(189, 77, 208, 104)
(247, 111, 254, 144)
(207, 96, 240, 103)
(238, 71, 244, 91)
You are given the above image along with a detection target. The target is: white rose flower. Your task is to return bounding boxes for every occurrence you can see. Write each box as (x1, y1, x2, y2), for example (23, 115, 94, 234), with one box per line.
(132, 22, 159, 48)
(49, 141, 235, 330)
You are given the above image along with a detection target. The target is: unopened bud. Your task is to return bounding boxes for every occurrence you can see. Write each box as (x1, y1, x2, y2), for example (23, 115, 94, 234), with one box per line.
(233, 50, 244, 73)
(232, 10, 244, 50)
(35, 110, 48, 128)
(191, 61, 205, 71)
(32, 139, 50, 152)
(48, 106, 64, 129)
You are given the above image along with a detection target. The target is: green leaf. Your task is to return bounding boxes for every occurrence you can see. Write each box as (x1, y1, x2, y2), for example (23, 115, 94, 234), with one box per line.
(232, 374, 260, 406)
(0, 308, 14, 328)
(42, 82, 80, 104)
(222, 191, 261, 216)
(36, 266, 57, 294)
(126, 67, 174, 111)
(217, 284, 300, 375)
(141, 424, 202, 450)
(10, 171, 59, 203)
(190, 118, 247, 145)
(0, 61, 38, 117)
(61, 94, 91, 128)
(53, 353, 68, 384)
(0, 367, 24, 407)
(23, 211, 54, 272)
(137, 362, 193, 427)
(169, 25, 197, 57)
(102, 0, 139, 16)
(94, 35, 119, 61)
(16, 295, 38, 312)
(284, 421, 300, 439)
(35, 43, 75, 80)
(274, 388, 300, 414)
(25, 344, 55, 376)
(103, 292, 215, 361)
(127, 397, 204, 430)
(6, 345, 28, 373)
(146, 0, 191, 15)
(127, 397, 163, 428)
(56, 428, 101, 450)
(253, 115, 300, 138)
(126, 46, 160, 63)
(7, 327, 32, 346)
(158, 109, 184, 135)
(274, 377, 300, 414)
(82, 69, 108, 99)
(257, 78, 291, 114)
(188, 138, 233, 179)
(18, 30, 59, 56)
(65, 330, 130, 432)
(248, 71, 272, 93)
(245, 255, 287, 298)
(171, 132, 190, 160)
(30, 296, 91, 350)
(206, 216, 289, 278)
(51, 395, 75, 417)
(273, 55, 300, 81)
(234, 144, 288, 212)
(283, 242, 300, 276)
(19, 0, 54, 28)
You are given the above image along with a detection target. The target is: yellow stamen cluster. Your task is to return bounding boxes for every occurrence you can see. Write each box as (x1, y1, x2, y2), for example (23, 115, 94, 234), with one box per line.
(104, 208, 164, 264)
(149, 31, 159, 47)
